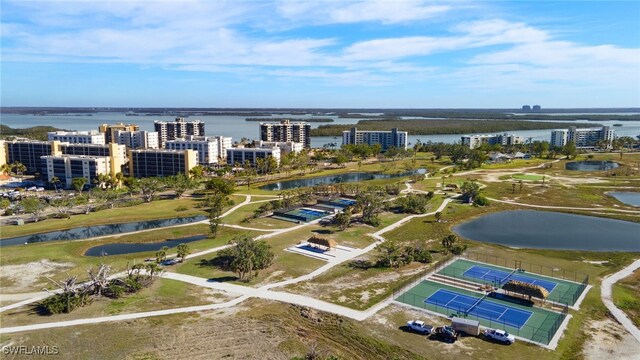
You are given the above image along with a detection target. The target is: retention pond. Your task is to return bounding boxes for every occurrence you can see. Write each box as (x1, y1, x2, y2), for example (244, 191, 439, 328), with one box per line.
(259, 169, 426, 191)
(565, 161, 619, 171)
(84, 235, 207, 256)
(453, 210, 640, 252)
(0, 215, 207, 247)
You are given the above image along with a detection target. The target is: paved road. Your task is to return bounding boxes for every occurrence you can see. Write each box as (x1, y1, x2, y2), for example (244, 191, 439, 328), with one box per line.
(601, 259, 640, 343)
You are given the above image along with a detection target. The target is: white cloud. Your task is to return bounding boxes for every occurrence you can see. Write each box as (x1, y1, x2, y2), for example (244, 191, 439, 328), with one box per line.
(276, 0, 452, 25)
(1, 0, 638, 93)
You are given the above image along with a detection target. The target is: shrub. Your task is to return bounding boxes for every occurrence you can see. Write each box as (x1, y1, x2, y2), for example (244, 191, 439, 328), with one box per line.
(37, 292, 93, 315)
(451, 243, 467, 255)
(473, 195, 490, 206)
(175, 205, 188, 212)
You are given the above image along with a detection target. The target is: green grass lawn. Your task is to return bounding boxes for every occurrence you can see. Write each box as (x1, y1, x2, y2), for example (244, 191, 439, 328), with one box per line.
(0, 278, 218, 328)
(1, 197, 207, 239)
(0, 225, 257, 293)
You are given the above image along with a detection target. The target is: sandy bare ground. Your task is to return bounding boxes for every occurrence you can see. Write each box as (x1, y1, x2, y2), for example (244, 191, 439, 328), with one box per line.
(0, 260, 74, 293)
(287, 264, 426, 308)
(474, 170, 609, 187)
(583, 318, 640, 360)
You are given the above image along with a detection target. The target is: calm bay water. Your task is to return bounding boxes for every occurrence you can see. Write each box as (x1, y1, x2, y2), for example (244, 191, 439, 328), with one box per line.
(2, 112, 639, 148)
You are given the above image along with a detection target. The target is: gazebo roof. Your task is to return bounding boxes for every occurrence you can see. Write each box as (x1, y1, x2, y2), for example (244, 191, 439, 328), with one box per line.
(308, 236, 337, 248)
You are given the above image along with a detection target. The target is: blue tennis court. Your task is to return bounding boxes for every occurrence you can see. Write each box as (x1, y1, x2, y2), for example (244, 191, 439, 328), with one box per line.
(463, 265, 558, 293)
(425, 289, 533, 329)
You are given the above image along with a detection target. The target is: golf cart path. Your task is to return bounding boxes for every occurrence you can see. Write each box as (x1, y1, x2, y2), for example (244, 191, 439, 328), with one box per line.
(0, 198, 454, 334)
(601, 259, 640, 343)
(488, 197, 640, 214)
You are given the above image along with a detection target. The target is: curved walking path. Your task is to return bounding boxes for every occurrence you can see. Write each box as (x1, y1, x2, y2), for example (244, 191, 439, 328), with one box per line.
(487, 197, 640, 214)
(601, 259, 640, 343)
(0, 197, 454, 335)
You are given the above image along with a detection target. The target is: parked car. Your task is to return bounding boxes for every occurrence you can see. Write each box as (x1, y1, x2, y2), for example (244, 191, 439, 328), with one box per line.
(161, 258, 178, 266)
(430, 326, 458, 343)
(405, 320, 433, 334)
(484, 329, 516, 344)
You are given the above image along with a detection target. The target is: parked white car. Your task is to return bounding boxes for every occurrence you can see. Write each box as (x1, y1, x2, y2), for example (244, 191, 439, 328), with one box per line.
(484, 329, 516, 344)
(406, 320, 433, 334)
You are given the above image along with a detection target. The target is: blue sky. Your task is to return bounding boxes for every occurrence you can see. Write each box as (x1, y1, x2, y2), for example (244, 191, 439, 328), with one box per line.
(1, 0, 639, 108)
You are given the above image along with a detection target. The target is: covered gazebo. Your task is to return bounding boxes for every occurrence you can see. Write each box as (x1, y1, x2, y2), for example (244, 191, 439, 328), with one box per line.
(307, 236, 337, 251)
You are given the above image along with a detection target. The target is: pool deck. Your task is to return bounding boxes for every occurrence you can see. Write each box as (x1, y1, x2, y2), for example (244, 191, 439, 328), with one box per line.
(285, 242, 357, 262)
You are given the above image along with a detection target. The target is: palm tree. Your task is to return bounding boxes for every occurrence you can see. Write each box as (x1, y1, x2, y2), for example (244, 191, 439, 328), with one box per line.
(441, 234, 457, 253)
(13, 162, 27, 180)
(155, 246, 169, 264)
(0, 163, 12, 175)
(50, 176, 62, 192)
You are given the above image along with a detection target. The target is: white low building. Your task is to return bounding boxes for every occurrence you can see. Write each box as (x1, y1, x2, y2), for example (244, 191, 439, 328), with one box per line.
(41, 155, 111, 188)
(254, 140, 303, 155)
(164, 136, 219, 165)
(226, 146, 281, 167)
(47, 131, 105, 145)
(114, 130, 159, 149)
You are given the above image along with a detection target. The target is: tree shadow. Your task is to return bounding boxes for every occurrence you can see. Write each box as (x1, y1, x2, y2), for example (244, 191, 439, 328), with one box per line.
(311, 229, 334, 235)
(207, 276, 238, 283)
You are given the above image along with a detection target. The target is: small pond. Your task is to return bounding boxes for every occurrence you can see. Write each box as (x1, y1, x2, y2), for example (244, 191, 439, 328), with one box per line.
(84, 235, 207, 256)
(453, 210, 640, 252)
(565, 161, 619, 171)
(0, 215, 207, 247)
(608, 192, 640, 207)
(260, 169, 426, 191)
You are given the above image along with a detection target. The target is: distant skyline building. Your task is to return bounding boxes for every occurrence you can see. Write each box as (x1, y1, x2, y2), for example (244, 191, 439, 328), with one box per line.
(342, 127, 408, 150)
(259, 120, 311, 148)
(461, 133, 524, 149)
(47, 130, 105, 144)
(522, 105, 531, 112)
(549, 126, 614, 148)
(165, 136, 219, 165)
(98, 123, 140, 144)
(154, 117, 205, 147)
(114, 130, 159, 150)
(128, 149, 198, 178)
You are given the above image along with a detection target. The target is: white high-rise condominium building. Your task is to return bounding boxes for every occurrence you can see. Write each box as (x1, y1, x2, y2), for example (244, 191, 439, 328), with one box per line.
(115, 130, 159, 149)
(47, 131, 105, 144)
(154, 117, 206, 146)
(164, 136, 219, 165)
(461, 133, 524, 149)
(550, 130, 568, 147)
(342, 128, 408, 150)
(550, 126, 614, 148)
(214, 136, 232, 160)
(259, 120, 311, 148)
